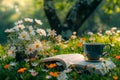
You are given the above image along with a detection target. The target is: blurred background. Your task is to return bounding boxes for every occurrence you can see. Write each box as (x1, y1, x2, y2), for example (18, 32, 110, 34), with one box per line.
(0, 0, 120, 44)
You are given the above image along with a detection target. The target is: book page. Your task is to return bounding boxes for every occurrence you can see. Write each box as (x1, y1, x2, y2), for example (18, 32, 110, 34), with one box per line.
(40, 54, 84, 68)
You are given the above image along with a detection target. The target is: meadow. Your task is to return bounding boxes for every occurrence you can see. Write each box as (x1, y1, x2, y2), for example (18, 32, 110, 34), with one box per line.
(0, 18, 120, 80)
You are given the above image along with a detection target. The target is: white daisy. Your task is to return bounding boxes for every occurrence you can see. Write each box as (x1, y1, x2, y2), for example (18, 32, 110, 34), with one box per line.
(47, 29, 57, 37)
(7, 46, 16, 58)
(46, 75, 52, 79)
(28, 69, 38, 76)
(28, 69, 36, 73)
(29, 26, 35, 35)
(24, 59, 30, 62)
(9, 62, 17, 66)
(14, 24, 25, 31)
(105, 30, 112, 35)
(89, 37, 96, 41)
(24, 18, 33, 22)
(18, 31, 30, 40)
(111, 27, 117, 31)
(97, 33, 103, 37)
(73, 32, 76, 35)
(33, 40, 43, 51)
(1, 55, 7, 60)
(15, 20, 23, 25)
(70, 35, 77, 39)
(36, 29, 46, 36)
(35, 19, 42, 25)
(55, 35, 62, 42)
(31, 62, 38, 67)
(42, 69, 49, 72)
(26, 44, 35, 54)
(88, 32, 93, 36)
(5, 28, 15, 33)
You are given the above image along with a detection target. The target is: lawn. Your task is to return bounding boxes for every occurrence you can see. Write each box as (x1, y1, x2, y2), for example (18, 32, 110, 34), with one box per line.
(0, 18, 120, 80)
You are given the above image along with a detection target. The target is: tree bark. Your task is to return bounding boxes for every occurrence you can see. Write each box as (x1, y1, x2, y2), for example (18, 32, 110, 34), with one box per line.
(44, 0, 63, 34)
(44, 0, 103, 39)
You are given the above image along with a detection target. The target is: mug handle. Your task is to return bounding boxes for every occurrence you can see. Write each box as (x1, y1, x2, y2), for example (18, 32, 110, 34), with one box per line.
(102, 44, 112, 56)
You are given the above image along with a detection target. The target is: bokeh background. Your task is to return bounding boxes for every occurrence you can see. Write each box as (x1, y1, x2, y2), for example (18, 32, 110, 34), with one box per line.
(0, 0, 120, 44)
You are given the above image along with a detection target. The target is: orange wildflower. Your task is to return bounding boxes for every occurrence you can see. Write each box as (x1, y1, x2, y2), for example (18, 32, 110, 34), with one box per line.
(113, 76, 118, 80)
(17, 68, 27, 73)
(77, 42, 83, 47)
(51, 49, 58, 53)
(4, 64, 10, 69)
(115, 56, 120, 60)
(30, 58, 36, 61)
(47, 63, 57, 69)
(82, 38, 86, 41)
(49, 72, 60, 77)
(70, 35, 77, 39)
(44, 52, 49, 55)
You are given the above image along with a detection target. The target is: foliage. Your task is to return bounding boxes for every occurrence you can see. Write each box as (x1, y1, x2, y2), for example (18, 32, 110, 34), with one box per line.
(1, 25, 120, 79)
(4, 18, 63, 62)
(1, 0, 120, 44)
(0, 44, 6, 57)
(103, 0, 120, 14)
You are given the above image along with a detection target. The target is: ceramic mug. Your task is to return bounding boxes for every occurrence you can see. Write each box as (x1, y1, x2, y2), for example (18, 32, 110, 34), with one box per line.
(83, 43, 111, 60)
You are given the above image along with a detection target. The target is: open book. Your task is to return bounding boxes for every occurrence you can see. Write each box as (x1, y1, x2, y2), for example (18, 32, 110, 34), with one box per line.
(40, 53, 116, 75)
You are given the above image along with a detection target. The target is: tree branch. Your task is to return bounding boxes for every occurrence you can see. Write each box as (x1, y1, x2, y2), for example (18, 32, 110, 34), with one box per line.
(64, 0, 103, 33)
(44, 0, 103, 39)
(44, 0, 63, 34)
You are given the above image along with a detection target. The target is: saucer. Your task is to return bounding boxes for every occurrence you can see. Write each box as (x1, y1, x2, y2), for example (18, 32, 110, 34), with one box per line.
(84, 58, 104, 62)
(85, 59, 101, 62)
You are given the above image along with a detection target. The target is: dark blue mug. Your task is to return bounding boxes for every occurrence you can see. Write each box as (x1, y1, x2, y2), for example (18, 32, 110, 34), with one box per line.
(83, 43, 111, 60)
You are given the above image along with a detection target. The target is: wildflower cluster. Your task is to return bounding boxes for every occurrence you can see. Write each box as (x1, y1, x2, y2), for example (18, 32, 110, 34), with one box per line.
(1, 22, 120, 80)
(86, 27, 120, 45)
(5, 18, 62, 61)
(42, 62, 69, 80)
(1, 18, 65, 79)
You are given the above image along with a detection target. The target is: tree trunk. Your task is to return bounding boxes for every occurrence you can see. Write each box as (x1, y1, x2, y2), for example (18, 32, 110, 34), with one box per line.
(44, 0, 63, 34)
(44, 0, 103, 39)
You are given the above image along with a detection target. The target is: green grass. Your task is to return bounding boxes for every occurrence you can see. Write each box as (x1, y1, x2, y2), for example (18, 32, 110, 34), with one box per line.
(0, 40, 120, 80)
(1, 27, 120, 80)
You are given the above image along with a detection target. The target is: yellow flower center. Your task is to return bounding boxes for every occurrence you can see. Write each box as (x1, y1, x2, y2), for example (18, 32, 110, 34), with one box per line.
(22, 34, 26, 38)
(12, 51, 14, 54)
(39, 31, 42, 34)
(30, 30, 32, 32)
(18, 27, 22, 30)
(29, 48, 32, 51)
(36, 44, 39, 48)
